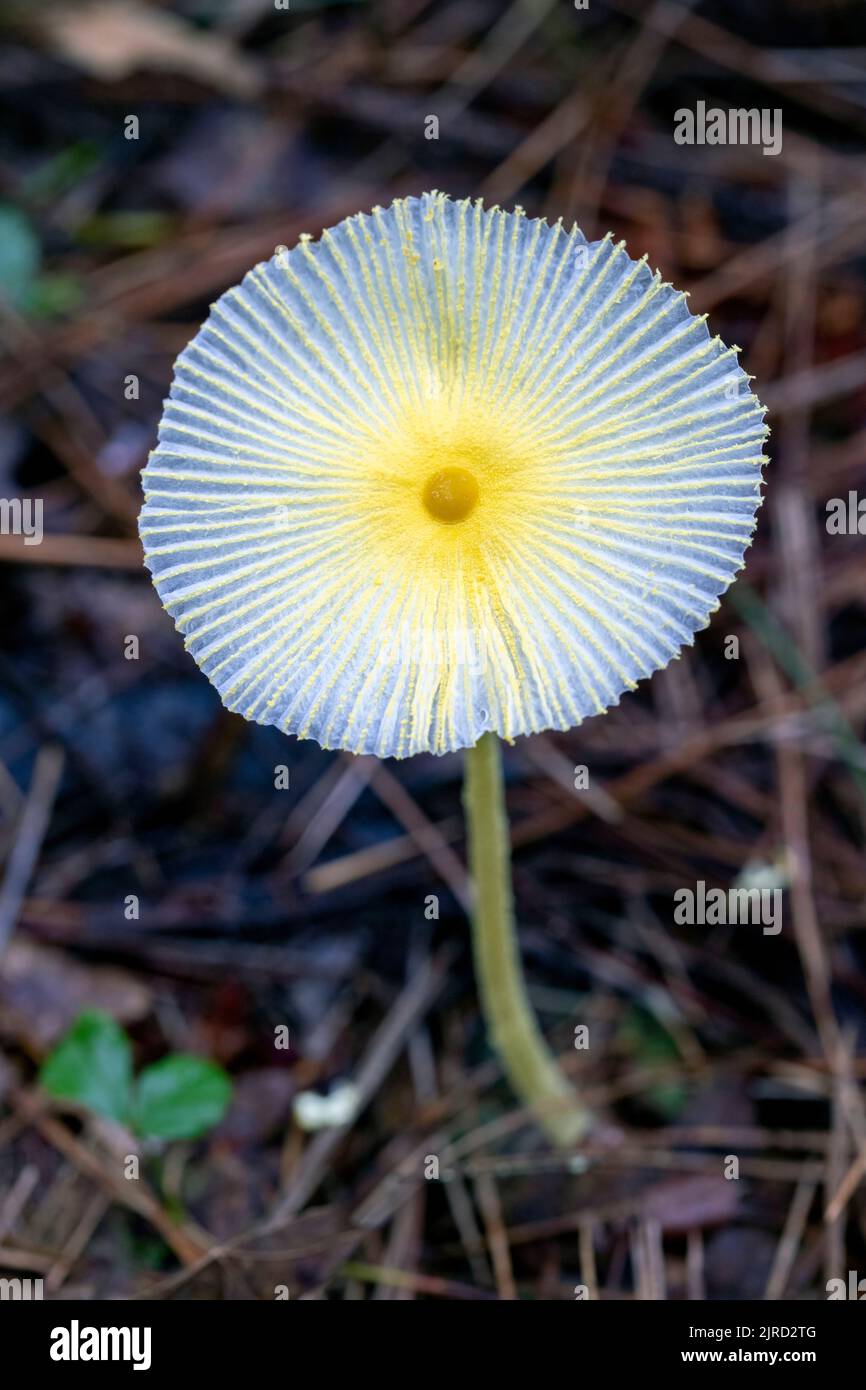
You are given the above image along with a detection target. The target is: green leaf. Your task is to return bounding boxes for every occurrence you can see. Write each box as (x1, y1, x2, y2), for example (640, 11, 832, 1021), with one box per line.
(39, 1010, 133, 1123)
(0, 205, 40, 310)
(21, 142, 101, 205)
(133, 1055, 232, 1140)
(77, 210, 175, 249)
(24, 273, 85, 320)
(619, 1004, 688, 1119)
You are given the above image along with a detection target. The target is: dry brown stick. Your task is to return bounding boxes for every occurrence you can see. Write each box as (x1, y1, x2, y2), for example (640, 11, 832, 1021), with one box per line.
(518, 735, 623, 824)
(763, 349, 866, 417)
(823, 1034, 866, 1226)
(0, 1164, 39, 1241)
(824, 1058, 850, 1275)
(442, 1170, 492, 1287)
(303, 813, 464, 895)
(774, 155, 822, 676)
(375, 1192, 423, 1301)
(467, 1147, 824, 1184)
(455, 1123, 834, 1155)
(764, 1178, 817, 1300)
(809, 428, 866, 492)
(639, 1218, 667, 1301)
(45, 1191, 111, 1293)
(824, 1146, 866, 1229)
(278, 752, 364, 847)
(337, 1261, 495, 1300)
(427, 0, 560, 125)
(479, 89, 589, 205)
(578, 1219, 600, 1300)
(350, 1125, 455, 1231)
(474, 1170, 517, 1301)
(29, 415, 138, 530)
(0, 534, 143, 569)
(370, 762, 472, 912)
(0, 1246, 54, 1274)
(279, 754, 376, 876)
(0, 744, 64, 957)
(660, 1124, 831, 1152)
(686, 1228, 705, 1301)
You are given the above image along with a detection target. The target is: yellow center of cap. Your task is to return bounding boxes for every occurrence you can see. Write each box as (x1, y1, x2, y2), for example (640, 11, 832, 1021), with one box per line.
(422, 466, 479, 524)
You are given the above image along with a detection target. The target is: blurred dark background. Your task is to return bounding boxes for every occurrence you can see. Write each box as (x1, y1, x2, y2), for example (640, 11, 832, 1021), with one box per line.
(0, 0, 865, 1301)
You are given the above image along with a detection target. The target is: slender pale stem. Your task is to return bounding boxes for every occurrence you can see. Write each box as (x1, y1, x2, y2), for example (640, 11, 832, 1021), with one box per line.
(463, 732, 587, 1148)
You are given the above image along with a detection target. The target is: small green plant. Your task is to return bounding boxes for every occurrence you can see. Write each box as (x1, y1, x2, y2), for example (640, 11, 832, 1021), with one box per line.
(618, 1003, 688, 1120)
(0, 203, 84, 318)
(39, 1009, 232, 1141)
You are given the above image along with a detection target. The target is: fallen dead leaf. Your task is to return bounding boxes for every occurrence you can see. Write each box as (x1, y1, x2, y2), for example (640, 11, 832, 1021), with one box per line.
(0, 936, 151, 1053)
(42, 1, 263, 100)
